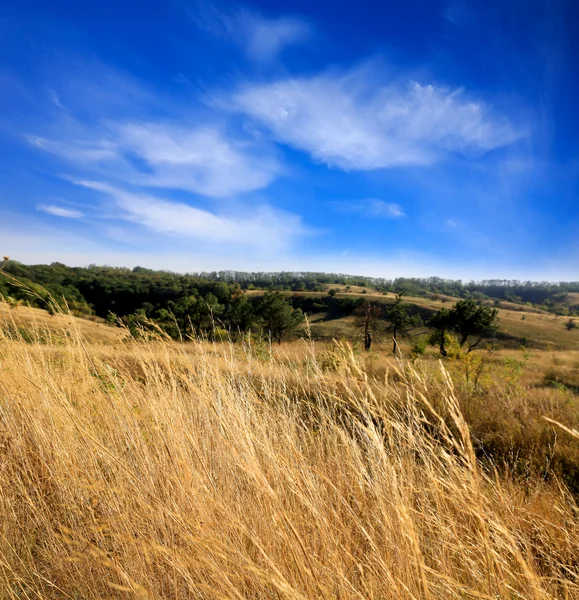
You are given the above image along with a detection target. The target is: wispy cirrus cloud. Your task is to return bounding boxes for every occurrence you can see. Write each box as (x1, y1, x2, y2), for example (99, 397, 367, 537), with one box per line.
(37, 204, 83, 218)
(445, 217, 493, 251)
(20, 46, 534, 272)
(330, 198, 405, 218)
(192, 3, 312, 64)
(234, 11, 312, 63)
(74, 181, 306, 250)
(30, 121, 281, 198)
(21, 58, 304, 254)
(230, 65, 523, 170)
(114, 123, 281, 196)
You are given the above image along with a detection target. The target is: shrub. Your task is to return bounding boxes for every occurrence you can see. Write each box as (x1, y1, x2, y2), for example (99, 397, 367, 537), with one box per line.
(410, 335, 428, 358)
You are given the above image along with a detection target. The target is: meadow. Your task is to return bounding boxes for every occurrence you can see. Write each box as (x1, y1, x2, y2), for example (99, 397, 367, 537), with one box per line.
(1, 303, 579, 599)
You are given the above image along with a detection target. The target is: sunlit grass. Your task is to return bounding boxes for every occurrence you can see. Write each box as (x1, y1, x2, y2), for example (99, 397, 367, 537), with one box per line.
(1, 313, 579, 598)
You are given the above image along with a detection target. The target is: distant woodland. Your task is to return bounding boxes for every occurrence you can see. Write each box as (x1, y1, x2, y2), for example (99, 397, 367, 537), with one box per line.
(2, 261, 579, 341)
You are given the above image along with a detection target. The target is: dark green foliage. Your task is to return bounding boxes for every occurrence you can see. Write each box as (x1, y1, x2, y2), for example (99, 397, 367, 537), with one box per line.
(383, 294, 422, 354)
(5, 262, 579, 309)
(226, 295, 256, 339)
(428, 308, 454, 357)
(429, 300, 499, 355)
(257, 291, 303, 344)
(451, 299, 499, 351)
(3, 261, 579, 345)
(166, 293, 225, 339)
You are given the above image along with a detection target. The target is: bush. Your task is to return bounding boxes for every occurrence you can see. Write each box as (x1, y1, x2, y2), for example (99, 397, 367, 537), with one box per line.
(410, 335, 428, 358)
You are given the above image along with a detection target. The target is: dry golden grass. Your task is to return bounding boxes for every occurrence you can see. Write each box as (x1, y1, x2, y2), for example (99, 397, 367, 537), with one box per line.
(1, 317, 579, 598)
(0, 303, 126, 344)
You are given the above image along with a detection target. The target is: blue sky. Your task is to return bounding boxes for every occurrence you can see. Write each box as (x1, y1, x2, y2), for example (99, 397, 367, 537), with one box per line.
(1, 0, 578, 279)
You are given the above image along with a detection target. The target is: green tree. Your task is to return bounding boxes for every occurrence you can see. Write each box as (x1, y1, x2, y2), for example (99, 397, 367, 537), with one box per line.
(428, 308, 453, 357)
(226, 295, 255, 338)
(384, 294, 422, 354)
(172, 293, 224, 338)
(429, 300, 499, 356)
(198, 293, 224, 339)
(451, 299, 499, 352)
(354, 301, 382, 351)
(257, 291, 303, 344)
(140, 302, 154, 316)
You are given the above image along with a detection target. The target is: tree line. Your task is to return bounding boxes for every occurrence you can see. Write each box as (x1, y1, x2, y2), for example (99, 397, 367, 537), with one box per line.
(354, 295, 499, 355)
(0, 260, 510, 348)
(2, 261, 579, 313)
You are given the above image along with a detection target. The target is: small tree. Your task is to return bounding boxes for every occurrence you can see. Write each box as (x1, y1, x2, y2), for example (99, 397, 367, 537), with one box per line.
(354, 301, 382, 351)
(226, 295, 255, 339)
(429, 299, 499, 356)
(429, 307, 453, 357)
(173, 293, 224, 338)
(257, 291, 303, 344)
(384, 294, 422, 354)
(452, 299, 499, 352)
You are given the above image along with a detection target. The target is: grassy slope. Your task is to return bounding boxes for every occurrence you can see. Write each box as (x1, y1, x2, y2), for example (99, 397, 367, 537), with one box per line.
(1, 333, 579, 598)
(0, 303, 126, 344)
(4, 286, 579, 349)
(250, 287, 579, 350)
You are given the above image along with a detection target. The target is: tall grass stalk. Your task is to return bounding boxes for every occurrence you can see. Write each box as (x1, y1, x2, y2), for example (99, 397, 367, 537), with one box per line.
(0, 314, 578, 598)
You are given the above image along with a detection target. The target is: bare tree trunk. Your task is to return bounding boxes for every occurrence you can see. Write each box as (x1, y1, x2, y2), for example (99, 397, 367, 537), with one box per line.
(439, 327, 447, 357)
(364, 315, 372, 351)
(365, 331, 372, 351)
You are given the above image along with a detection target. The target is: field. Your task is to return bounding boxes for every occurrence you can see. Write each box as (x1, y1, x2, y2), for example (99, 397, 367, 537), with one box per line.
(246, 286, 579, 350)
(0, 303, 125, 344)
(1, 302, 579, 598)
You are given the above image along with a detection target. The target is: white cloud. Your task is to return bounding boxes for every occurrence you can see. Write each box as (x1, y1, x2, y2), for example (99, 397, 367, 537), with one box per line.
(445, 217, 492, 250)
(230, 66, 522, 170)
(233, 11, 311, 63)
(23, 59, 282, 198)
(74, 181, 306, 250)
(330, 198, 405, 218)
(192, 4, 311, 63)
(24, 59, 299, 255)
(47, 88, 66, 110)
(113, 123, 280, 196)
(29, 122, 281, 198)
(28, 135, 120, 164)
(37, 204, 83, 218)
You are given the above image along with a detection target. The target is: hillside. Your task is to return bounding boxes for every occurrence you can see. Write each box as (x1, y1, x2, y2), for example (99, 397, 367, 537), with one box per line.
(3, 261, 579, 351)
(248, 287, 579, 350)
(0, 303, 126, 343)
(2, 321, 579, 598)
(3, 263, 579, 598)
(4, 261, 579, 317)
(3, 282, 579, 350)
